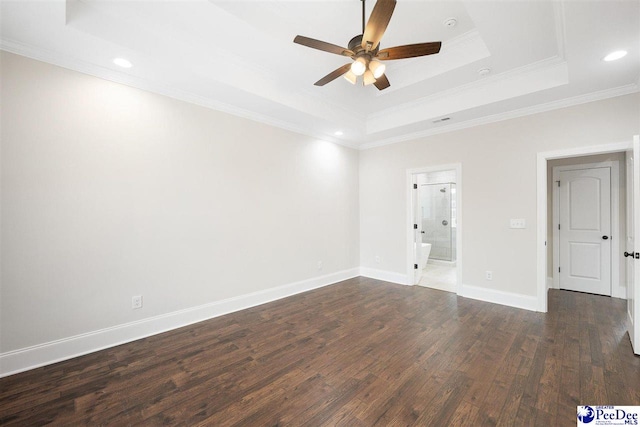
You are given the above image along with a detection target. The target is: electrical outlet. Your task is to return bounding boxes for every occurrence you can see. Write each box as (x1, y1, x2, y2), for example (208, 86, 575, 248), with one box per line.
(317, 261, 323, 270)
(132, 295, 142, 309)
(485, 271, 493, 280)
(375, 256, 381, 263)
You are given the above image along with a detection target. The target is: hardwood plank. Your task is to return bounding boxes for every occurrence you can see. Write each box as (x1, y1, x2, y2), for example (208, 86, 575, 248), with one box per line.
(1, 280, 639, 426)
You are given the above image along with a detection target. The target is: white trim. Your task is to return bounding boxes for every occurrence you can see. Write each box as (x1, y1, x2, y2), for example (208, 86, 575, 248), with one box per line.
(359, 267, 409, 286)
(374, 29, 490, 97)
(3, 39, 638, 152)
(406, 164, 462, 294)
(361, 84, 639, 150)
(370, 56, 566, 122)
(552, 161, 622, 298)
(537, 140, 633, 313)
(547, 276, 554, 291)
(632, 135, 640, 355)
(552, 170, 558, 291)
(427, 259, 457, 267)
(551, 0, 567, 60)
(0, 40, 360, 150)
(0, 268, 359, 378)
(460, 284, 538, 312)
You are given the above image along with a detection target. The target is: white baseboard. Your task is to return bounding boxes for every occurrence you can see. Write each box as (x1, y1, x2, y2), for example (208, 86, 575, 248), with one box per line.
(612, 284, 626, 299)
(461, 284, 538, 312)
(426, 259, 457, 266)
(0, 268, 359, 378)
(628, 310, 639, 355)
(546, 276, 554, 290)
(359, 267, 410, 286)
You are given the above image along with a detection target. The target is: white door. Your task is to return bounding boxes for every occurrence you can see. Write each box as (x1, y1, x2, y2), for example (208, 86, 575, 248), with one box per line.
(413, 180, 422, 285)
(559, 167, 611, 295)
(629, 136, 640, 354)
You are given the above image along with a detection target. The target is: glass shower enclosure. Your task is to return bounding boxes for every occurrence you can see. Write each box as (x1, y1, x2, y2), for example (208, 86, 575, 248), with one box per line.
(420, 182, 457, 262)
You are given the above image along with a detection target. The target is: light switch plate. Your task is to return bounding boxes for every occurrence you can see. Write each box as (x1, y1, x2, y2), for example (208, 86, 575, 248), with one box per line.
(510, 219, 526, 229)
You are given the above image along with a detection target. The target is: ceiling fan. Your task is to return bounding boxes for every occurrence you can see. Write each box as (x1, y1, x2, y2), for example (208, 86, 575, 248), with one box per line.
(293, 0, 442, 90)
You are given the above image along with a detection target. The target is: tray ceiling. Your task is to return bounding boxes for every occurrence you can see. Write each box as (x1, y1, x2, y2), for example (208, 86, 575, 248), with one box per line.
(1, 0, 638, 148)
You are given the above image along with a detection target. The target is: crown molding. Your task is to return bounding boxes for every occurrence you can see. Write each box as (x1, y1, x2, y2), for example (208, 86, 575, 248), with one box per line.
(367, 55, 567, 125)
(67, 0, 367, 134)
(0, 39, 361, 150)
(552, 0, 567, 60)
(359, 83, 640, 150)
(376, 29, 491, 97)
(366, 56, 569, 135)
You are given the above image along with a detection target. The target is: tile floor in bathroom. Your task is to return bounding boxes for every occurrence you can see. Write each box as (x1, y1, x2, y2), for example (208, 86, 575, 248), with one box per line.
(418, 262, 456, 293)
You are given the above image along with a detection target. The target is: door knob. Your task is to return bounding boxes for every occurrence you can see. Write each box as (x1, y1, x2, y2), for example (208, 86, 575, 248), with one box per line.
(442, 220, 448, 226)
(602, 236, 609, 240)
(624, 251, 633, 257)
(626, 251, 640, 259)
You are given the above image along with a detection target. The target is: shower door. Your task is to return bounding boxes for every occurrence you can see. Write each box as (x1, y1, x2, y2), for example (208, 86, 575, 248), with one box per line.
(420, 183, 454, 261)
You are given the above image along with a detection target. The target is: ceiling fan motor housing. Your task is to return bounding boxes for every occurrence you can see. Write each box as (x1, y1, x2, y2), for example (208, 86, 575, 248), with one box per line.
(348, 35, 379, 59)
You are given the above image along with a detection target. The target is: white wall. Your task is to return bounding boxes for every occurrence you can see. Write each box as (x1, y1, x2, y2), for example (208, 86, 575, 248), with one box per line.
(0, 52, 360, 358)
(2, 50, 639, 375)
(360, 93, 640, 300)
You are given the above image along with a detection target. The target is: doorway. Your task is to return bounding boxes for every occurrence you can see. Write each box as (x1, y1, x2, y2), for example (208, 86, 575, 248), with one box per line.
(550, 157, 623, 298)
(407, 164, 462, 293)
(538, 138, 639, 353)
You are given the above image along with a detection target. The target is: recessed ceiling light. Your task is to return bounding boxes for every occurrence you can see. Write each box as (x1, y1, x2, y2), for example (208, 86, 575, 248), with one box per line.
(478, 68, 491, 77)
(334, 131, 344, 136)
(603, 50, 627, 62)
(113, 58, 133, 68)
(444, 18, 457, 28)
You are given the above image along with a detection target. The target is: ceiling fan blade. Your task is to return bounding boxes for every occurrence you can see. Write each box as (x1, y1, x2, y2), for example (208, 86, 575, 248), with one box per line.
(294, 35, 354, 57)
(374, 73, 390, 90)
(362, 0, 396, 52)
(377, 42, 442, 60)
(314, 63, 353, 86)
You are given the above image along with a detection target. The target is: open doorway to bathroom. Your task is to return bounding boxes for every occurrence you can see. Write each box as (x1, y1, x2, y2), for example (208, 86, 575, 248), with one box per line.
(408, 164, 462, 294)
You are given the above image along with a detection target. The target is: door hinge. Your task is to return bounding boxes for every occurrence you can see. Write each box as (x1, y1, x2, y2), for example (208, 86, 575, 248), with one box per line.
(414, 264, 418, 269)
(558, 224, 560, 230)
(413, 224, 418, 229)
(559, 267, 561, 273)
(413, 183, 418, 189)
(557, 180, 560, 187)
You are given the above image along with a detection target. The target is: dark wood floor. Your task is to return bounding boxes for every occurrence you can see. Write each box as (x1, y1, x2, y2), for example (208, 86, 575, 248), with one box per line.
(1, 277, 639, 426)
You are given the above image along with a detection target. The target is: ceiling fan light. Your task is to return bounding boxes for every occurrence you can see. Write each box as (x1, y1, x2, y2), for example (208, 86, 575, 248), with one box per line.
(351, 57, 367, 76)
(369, 60, 386, 79)
(363, 70, 376, 86)
(343, 70, 357, 84)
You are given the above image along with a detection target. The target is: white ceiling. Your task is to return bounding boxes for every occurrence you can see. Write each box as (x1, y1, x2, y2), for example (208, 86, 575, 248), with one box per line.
(1, 0, 639, 148)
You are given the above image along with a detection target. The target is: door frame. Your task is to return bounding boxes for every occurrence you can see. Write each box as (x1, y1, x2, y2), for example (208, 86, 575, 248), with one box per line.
(537, 141, 633, 312)
(406, 163, 462, 293)
(551, 161, 621, 297)
(631, 134, 640, 354)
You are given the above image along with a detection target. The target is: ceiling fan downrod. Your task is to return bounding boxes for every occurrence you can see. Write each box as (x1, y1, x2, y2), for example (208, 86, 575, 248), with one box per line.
(362, 0, 366, 35)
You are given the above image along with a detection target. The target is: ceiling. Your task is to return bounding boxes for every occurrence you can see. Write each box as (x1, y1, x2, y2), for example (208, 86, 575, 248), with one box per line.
(1, 0, 639, 149)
